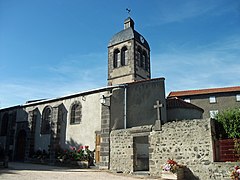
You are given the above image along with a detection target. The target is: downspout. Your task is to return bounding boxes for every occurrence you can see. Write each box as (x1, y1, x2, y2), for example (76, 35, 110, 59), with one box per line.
(123, 85, 127, 129)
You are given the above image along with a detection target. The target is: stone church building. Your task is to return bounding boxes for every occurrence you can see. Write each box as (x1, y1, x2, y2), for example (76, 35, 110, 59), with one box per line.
(0, 17, 171, 168)
(0, 17, 236, 179)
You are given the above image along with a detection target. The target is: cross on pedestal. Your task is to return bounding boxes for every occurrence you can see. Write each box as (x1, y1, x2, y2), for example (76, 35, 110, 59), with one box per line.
(153, 100, 163, 131)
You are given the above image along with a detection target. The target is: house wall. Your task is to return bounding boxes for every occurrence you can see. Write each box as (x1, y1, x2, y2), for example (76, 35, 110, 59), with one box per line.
(178, 92, 240, 118)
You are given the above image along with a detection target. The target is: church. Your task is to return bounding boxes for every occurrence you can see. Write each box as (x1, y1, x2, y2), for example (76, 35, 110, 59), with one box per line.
(0, 17, 168, 168)
(0, 17, 238, 179)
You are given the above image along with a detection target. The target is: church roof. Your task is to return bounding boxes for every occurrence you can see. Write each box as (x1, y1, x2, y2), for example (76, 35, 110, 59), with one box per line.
(108, 18, 150, 49)
(168, 86, 240, 97)
(167, 98, 204, 112)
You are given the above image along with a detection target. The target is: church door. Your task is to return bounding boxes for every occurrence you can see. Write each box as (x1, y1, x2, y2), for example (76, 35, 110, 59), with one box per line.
(16, 130, 26, 161)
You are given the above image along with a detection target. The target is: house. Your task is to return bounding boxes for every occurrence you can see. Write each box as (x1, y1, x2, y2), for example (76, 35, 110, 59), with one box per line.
(168, 86, 240, 118)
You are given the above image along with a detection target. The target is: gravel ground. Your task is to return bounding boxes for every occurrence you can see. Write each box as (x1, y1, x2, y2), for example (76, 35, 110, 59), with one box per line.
(0, 162, 161, 180)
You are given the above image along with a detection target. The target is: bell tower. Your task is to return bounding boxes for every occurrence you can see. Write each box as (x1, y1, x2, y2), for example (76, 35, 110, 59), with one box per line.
(107, 17, 151, 86)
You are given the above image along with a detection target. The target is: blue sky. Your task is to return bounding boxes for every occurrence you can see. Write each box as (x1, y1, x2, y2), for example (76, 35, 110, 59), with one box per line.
(0, 0, 240, 108)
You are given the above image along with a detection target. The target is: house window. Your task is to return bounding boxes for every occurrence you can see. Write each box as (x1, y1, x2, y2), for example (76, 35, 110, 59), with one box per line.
(121, 46, 128, 66)
(70, 102, 82, 124)
(209, 96, 216, 103)
(236, 94, 240, 102)
(184, 98, 191, 103)
(41, 106, 52, 134)
(113, 49, 120, 68)
(0, 113, 8, 136)
(210, 110, 218, 118)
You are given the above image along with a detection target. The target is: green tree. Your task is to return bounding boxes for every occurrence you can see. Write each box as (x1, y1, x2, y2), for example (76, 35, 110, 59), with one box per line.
(215, 108, 240, 139)
(215, 108, 240, 159)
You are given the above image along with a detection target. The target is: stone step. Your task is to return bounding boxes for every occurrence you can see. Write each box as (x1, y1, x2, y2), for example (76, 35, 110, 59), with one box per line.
(132, 171, 150, 176)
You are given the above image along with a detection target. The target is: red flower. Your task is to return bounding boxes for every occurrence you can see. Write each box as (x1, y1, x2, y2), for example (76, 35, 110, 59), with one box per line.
(85, 146, 89, 149)
(167, 159, 177, 165)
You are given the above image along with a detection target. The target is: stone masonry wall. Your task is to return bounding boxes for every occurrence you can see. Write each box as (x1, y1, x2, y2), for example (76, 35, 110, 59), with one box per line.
(110, 119, 239, 179)
(149, 119, 213, 178)
(149, 119, 238, 180)
(110, 129, 134, 173)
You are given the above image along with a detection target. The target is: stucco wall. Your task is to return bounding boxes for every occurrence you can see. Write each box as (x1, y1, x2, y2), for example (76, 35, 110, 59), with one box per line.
(110, 78, 166, 129)
(127, 79, 166, 127)
(178, 92, 240, 118)
(24, 91, 106, 152)
(167, 108, 203, 121)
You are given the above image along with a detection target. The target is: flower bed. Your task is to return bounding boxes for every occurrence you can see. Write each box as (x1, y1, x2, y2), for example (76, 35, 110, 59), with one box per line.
(56, 145, 94, 168)
(162, 159, 184, 180)
(230, 166, 240, 180)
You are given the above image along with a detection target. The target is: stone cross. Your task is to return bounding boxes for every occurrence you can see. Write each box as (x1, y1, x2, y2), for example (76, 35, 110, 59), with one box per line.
(153, 100, 163, 131)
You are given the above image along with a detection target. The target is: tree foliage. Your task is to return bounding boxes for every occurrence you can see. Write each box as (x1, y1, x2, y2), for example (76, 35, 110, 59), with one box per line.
(215, 108, 240, 139)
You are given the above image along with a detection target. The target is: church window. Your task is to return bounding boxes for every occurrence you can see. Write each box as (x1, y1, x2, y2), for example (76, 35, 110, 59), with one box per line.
(0, 113, 8, 136)
(113, 49, 120, 68)
(121, 46, 128, 66)
(41, 106, 52, 134)
(137, 46, 142, 67)
(70, 102, 82, 124)
(209, 96, 216, 103)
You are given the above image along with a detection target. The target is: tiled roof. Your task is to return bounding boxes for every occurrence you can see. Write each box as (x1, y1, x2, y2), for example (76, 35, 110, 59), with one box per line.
(168, 86, 240, 97)
(167, 98, 204, 112)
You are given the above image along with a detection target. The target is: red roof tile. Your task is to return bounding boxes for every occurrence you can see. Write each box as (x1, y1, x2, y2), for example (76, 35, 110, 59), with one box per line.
(168, 86, 240, 97)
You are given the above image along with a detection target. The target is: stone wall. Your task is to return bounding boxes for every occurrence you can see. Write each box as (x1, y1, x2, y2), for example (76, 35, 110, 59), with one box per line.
(110, 119, 239, 179)
(110, 129, 133, 173)
(149, 119, 214, 178)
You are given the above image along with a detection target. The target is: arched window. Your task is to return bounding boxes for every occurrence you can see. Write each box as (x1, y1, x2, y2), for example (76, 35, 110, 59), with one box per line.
(0, 113, 8, 136)
(41, 106, 52, 134)
(70, 102, 82, 124)
(137, 46, 143, 67)
(121, 46, 128, 66)
(113, 49, 120, 68)
(143, 51, 148, 71)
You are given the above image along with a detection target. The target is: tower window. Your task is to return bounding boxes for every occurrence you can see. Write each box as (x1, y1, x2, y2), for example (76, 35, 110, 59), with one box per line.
(121, 46, 128, 66)
(70, 102, 82, 124)
(41, 106, 52, 134)
(113, 49, 120, 68)
(137, 46, 142, 67)
(0, 113, 8, 136)
(143, 51, 148, 71)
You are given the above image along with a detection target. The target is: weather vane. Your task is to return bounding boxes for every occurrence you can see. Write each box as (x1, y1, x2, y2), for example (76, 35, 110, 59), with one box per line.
(126, 8, 131, 17)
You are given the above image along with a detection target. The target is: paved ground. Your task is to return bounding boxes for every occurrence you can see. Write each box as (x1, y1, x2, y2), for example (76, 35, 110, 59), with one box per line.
(0, 162, 161, 180)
